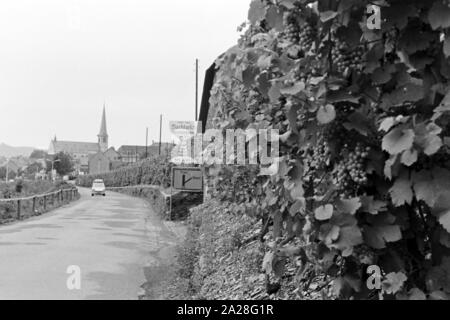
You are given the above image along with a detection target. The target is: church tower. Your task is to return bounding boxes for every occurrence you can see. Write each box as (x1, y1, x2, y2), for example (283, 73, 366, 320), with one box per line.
(98, 105, 108, 152)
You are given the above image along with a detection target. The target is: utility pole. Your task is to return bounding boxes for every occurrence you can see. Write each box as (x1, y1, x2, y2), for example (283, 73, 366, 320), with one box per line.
(195, 58, 199, 121)
(145, 127, 148, 159)
(159, 114, 162, 155)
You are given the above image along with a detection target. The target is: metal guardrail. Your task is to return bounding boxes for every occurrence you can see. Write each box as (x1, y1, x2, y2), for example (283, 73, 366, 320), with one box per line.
(0, 187, 79, 220)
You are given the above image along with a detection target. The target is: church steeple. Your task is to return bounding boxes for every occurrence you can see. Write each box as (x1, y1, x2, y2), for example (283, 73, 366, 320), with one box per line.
(98, 104, 108, 152)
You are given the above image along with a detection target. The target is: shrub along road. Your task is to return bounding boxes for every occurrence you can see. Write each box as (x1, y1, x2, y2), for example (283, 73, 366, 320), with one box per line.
(0, 187, 184, 299)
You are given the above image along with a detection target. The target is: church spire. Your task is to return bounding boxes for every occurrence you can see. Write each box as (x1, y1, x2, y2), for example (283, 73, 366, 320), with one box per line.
(98, 104, 108, 152)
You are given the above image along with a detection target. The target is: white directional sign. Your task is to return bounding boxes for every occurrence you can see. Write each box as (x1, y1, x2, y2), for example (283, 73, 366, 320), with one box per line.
(169, 121, 199, 164)
(171, 167, 203, 192)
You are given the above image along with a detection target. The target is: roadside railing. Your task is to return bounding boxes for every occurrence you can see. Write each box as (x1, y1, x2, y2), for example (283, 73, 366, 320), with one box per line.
(0, 187, 80, 221)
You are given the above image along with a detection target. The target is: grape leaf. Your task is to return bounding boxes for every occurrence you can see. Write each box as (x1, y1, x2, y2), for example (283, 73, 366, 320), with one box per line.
(272, 255, 286, 278)
(372, 66, 394, 84)
(444, 35, 450, 58)
(378, 224, 402, 243)
(262, 251, 274, 273)
(414, 168, 450, 207)
(315, 204, 334, 221)
(268, 82, 282, 103)
(319, 223, 340, 245)
(382, 272, 407, 295)
(360, 196, 387, 215)
(335, 197, 361, 215)
(331, 225, 363, 256)
(428, 1, 450, 30)
(414, 122, 443, 156)
(280, 81, 305, 95)
(384, 154, 399, 180)
(343, 112, 371, 136)
(412, 170, 436, 206)
(363, 224, 402, 249)
(398, 26, 433, 54)
(440, 229, 450, 248)
(382, 128, 415, 155)
(242, 66, 259, 87)
(265, 5, 284, 31)
(320, 11, 338, 22)
(257, 55, 272, 70)
(432, 91, 450, 121)
(317, 104, 336, 124)
(389, 174, 413, 206)
(438, 210, 450, 234)
(279, 0, 295, 9)
(363, 226, 386, 249)
(429, 291, 450, 300)
(407, 288, 426, 300)
(400, 148, 418, 166)
(383, 3, 417, 30)
(382, 83, 425, 107)
(426, 257, 450, 293)
(289, 198, 305, 216)
(379, 117, 395, 132)
(248, 0, 266, 25)
(257, 72, 271, 97)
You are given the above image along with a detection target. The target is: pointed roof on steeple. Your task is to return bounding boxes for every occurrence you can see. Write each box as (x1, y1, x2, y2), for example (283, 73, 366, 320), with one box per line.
(98, 104, 108, 137)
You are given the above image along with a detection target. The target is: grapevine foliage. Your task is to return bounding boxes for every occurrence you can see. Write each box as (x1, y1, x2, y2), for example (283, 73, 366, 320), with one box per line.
(77, 155, 173, 188)
(207, 0, 450, 299)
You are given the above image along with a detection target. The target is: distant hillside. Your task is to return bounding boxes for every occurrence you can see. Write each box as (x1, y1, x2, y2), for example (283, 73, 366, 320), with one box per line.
(0, 143, 35, 158)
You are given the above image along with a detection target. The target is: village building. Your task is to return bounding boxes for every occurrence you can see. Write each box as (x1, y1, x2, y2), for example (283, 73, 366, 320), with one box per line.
(48, 106, 109, 174)
(117, 142, 174, 164)
(88, 146, 122, 174)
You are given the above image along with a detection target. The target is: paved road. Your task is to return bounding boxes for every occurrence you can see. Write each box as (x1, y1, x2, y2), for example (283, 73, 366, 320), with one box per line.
(0, 187, 181, 300)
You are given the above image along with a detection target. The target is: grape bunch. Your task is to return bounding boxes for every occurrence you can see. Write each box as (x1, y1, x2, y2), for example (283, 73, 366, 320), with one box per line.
(323, 104, 358, 142)
(298, 23, 316, 51)
(332, 143, 371, 194)
(331, 40, 365, 74)
(283, 13, 300, 44)
(353, 245, 376, 265)
(302, 140, 331, 179)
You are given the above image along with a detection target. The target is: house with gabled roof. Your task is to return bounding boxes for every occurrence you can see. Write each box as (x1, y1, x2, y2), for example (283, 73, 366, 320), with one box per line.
(48, 105, 109, 174)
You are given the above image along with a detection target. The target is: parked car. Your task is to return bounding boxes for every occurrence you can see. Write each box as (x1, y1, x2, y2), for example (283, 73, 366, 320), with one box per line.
(91, 179, 106, 196)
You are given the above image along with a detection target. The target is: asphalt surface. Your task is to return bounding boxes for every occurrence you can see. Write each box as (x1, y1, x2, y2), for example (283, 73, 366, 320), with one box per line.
(0, 187, 181, 300)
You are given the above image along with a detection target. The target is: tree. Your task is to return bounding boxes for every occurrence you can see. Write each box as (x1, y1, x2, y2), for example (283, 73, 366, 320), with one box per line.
(29, 149, 47, 159)
(46, 152, 74, 176)
(0, 167, 17, 181)
(23, 162, 43, 179)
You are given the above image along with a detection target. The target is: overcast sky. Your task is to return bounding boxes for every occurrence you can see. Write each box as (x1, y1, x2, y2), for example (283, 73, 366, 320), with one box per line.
(0, 0, 250, 150)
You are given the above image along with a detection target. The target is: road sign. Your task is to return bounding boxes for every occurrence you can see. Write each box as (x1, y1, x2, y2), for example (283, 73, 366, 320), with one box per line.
(169, 121, 197, 137)
(169, 121, 199, 164)
(171, 167, 203, 192)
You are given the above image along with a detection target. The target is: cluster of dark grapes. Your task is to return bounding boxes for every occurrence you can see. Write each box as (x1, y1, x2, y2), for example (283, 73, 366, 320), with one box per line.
(302, 140, 331, 179)
(323, 104, 358, 142)
(332, 143, 371, 194)
(283, 69, 308, 86)
(331, 40, 365, 74)
(298, 23, 316, 51)
(353, 245, 376, 265)
(283, 13, 300, 44)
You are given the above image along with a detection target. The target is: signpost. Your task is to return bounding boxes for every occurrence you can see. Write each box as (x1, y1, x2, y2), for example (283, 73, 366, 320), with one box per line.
(172, 167, 203, 192)
(169, 121, 198, 165)
(169, 166, 203, 220)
